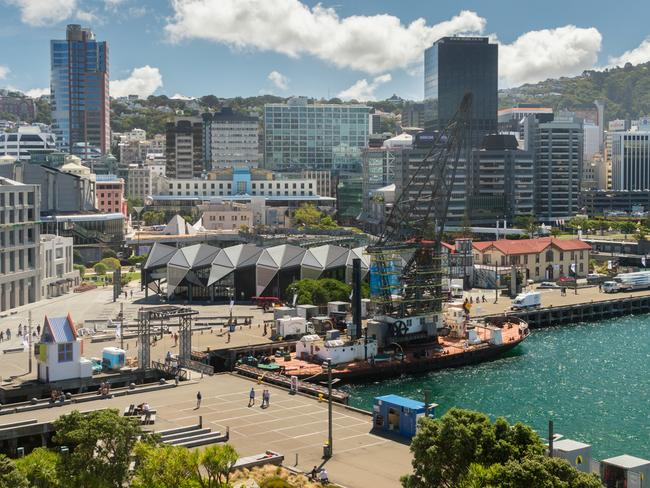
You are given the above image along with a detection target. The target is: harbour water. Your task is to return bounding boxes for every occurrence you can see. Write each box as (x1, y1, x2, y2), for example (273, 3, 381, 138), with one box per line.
(342, 315, 650, 459)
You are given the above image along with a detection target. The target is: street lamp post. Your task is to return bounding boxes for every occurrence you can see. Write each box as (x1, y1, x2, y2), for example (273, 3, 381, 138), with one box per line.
(327, 358, 333, 457)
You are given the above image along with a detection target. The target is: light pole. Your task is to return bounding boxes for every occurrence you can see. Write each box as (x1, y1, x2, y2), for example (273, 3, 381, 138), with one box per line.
(28, 310, 32, 375)
(326, 358, 333, 457)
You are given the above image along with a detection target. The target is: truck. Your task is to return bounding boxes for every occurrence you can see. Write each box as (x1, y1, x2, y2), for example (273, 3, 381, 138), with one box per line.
(511, 291, 541, 310)
(604, 271, 650, 293)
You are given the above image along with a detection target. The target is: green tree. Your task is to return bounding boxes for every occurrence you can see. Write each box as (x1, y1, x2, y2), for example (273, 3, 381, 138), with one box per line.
(73, 264, 86, 279)
(459, 457, 602, 488)
(15, 447, 60, 488)
(133, 443, 200, 488)
(293, 203, 322, 227)
(550, 227, 563, 238)
(286, 278, 352, 306)
(515, 215, 539, 238)
(198, 444, 239, 488)
(0, 454, 29, 488)
(100, 257, 121, 271)
(618, 221, 636, 239)
(142, 210, 166, 226)
(93, 262, 107, 275)
(401, 408, 543, 488)
(102, 249, 117, 259)
(53, 409, 144, 488)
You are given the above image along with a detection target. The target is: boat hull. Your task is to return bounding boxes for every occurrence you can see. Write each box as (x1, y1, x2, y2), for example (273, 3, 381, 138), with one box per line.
(295, 338, 526, 384)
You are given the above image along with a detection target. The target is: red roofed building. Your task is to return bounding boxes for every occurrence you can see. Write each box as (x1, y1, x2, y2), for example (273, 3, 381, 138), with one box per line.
(473, 237, 591, 282)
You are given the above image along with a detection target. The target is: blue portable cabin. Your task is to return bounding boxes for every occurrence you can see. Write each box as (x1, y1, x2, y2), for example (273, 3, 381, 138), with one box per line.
(372, 394, 436, 439)
(102, 347, 126, 371)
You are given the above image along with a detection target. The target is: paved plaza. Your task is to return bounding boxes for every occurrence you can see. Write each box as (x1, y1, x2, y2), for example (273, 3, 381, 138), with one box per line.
(1, 374, 412, 488)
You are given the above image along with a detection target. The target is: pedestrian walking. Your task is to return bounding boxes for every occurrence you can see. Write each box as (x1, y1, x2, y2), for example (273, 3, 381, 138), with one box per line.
(130, 290, 133, 299)
(6, 328, 10, 340)
(260, 389, 267, 408)
(265, 389, 270, 407)
(196, 391, 202, 409)
(248, 387, 255, 407)
(36, 325, 40, 335)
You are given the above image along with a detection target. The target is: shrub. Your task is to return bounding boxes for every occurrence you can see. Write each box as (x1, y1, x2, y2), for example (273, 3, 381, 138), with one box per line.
(100, 257, 121, 271)
(93, 263, 107, 275)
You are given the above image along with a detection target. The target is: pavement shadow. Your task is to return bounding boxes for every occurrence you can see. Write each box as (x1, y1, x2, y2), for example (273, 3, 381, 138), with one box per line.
(368, 427, 412, 446)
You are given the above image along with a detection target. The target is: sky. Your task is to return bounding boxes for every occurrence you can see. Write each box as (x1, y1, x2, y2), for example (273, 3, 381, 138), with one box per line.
(2, 0, 650, 101)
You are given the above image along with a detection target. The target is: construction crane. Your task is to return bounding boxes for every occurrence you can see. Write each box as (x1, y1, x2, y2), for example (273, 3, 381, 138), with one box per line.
(367, 93, 473, 323)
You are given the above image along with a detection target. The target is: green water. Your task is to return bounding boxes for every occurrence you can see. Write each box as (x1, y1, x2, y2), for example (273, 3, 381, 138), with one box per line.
(342, 316, 650, 459)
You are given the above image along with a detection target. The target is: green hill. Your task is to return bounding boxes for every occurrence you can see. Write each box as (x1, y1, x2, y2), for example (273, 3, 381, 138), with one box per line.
(499, 62, 650, 122)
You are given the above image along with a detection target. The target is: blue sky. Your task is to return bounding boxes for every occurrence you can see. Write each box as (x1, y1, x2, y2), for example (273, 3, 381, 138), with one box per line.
(2, 0, 650, 101)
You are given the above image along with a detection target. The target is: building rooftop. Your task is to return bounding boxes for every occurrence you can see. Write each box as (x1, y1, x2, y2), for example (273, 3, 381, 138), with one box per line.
(553, 439, 591, 452)
(602, 454, 650, 469)
(473, 237, 591, 255)
(375, 394, 426, 410)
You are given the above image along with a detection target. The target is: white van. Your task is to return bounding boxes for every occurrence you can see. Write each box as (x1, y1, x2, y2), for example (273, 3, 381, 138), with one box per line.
(511, 291, 541, 310)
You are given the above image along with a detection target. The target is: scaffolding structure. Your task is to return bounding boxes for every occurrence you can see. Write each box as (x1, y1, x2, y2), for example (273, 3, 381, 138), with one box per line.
(137, 306, 199, 369)
(367, 94, 473, 319)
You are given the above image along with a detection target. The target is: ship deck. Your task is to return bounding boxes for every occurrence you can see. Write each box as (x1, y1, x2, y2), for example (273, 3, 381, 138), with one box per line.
(280, 321, 527, 379)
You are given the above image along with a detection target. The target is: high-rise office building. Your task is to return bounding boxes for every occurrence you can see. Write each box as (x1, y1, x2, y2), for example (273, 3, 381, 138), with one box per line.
(202, 108, 259, 170)
(424, 37, 498, 146)
(469, 135, 534, 223)
(611, 130, 650, 190)
(165, 117, 203, 179)
(263, 97, 370, 171)
(51, 24, 109, 155)
(526, 114, 584, 221)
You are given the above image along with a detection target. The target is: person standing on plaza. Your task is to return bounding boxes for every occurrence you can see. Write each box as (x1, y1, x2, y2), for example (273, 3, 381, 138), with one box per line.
(248, 387, 255, 407)
(196, 391, 202, 409)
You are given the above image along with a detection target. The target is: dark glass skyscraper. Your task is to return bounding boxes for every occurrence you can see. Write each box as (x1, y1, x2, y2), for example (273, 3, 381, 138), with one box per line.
(51, 24, 109, 155)
(424, 37, 498, 146)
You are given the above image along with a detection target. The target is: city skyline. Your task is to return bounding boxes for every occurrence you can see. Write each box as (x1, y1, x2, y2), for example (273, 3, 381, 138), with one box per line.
(0, 0, 650, 101)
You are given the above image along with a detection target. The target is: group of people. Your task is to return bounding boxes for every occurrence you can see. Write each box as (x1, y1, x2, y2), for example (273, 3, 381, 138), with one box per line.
(310, 466, 329, 484)
(0, 324, 43, 342)
(49, 389, 66, 403)
(98, 381, 111, 397)
(247, 387, 271, 408)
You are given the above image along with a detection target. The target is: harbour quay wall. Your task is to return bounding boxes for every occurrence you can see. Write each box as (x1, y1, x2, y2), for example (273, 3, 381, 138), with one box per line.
(483, 295, 650, 328)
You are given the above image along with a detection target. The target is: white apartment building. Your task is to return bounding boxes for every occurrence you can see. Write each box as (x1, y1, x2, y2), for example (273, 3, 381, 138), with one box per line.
(0, 177, 40, 312)
(203, 109, 259, 170)
(127, 164, 167, 200)
(0, 126, 56, 161)
(39, 234, 80, 299)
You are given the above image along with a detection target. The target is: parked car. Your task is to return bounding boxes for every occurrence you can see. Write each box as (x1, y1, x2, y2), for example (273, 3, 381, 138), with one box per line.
(557, 276, 576, 284)
(586, 273, 607, 284)
(538, 282, 560, 289)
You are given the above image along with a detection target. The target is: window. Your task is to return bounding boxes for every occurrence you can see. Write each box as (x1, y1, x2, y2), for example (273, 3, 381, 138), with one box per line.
(535, 266, 540, 276)
(545, 250, 553, 261)
(536, 254, 540, 264)
(559, 252, 564, 260)
(58, 343, 73, 362)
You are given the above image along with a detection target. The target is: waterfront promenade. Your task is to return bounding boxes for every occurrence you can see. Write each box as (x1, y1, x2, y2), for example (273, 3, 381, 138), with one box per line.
(0, 374, 411, 488)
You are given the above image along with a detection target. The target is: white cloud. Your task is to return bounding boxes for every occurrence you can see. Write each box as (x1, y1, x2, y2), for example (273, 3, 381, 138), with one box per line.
(0, 65, 9, 80)
(170, 93, 193, 100)
(268, 70, 289, 90)
(25, 87, 49, 98)
(609, 38, 650, 67)
(110, 65, 163, 98)
(165, 1, 485, 74)
(7, 0, 78, 26)
(499, 26, 602, 87)
(338, 73, 392, 101)
(105, 0, 125, 7)
(75, 10, 97, 23)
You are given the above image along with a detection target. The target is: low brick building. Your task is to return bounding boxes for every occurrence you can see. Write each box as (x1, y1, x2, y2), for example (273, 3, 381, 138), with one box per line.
(473, 237, 591, 282)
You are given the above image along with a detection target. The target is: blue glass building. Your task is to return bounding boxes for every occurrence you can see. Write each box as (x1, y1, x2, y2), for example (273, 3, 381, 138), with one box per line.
(51, 24, 109, 156)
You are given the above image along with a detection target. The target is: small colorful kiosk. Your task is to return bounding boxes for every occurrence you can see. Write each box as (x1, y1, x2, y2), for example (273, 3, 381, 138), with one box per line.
(372, 394, 437, 439)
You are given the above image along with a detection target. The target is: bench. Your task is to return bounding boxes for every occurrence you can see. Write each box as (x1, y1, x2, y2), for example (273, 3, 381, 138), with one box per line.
(141, 414, 156, 425)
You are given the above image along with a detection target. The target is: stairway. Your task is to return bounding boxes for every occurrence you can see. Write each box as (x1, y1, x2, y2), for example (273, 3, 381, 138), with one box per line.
(157, 424, 228, 448)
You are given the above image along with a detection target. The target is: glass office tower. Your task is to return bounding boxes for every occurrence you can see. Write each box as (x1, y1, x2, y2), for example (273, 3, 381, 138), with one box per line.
(424, 37, 498, 146)
(51, 24, 109, 155)
(263, 97, 370, 171)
